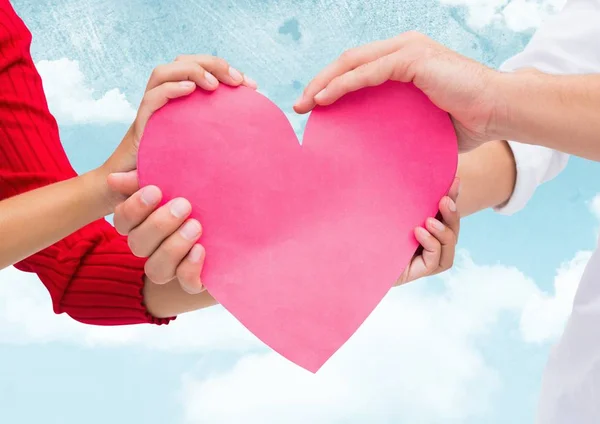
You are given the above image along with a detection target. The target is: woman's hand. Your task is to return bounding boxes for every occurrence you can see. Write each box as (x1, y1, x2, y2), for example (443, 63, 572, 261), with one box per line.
(104, 55, 256, 183)
(294, 31, 502, 153)
(109, 173, 206, 294)
(106, 56, 256, 294)
(396, 177, 460, 285)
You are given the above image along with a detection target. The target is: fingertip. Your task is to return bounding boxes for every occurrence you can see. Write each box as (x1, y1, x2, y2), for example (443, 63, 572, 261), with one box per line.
(313, 88, 327, 102)
(203, 71, 219, 90)
(414, 226, 430, 241)
(187, 243, 205, 263)
(228, 67, 244, 85)
(108, 170, 141, 196)
(426, 217, 446, 233)
(447, 196, 457, 213)
(293, 99, 312, 114)
(243, 74, 258, 89)
(313, 91, 338, 107)
(177, 244, 206, 294)
(140, 185, 162, 206)
(439, 196, 457, 213)
(106, 172, 121, 189)
(178, 80, 196, 91)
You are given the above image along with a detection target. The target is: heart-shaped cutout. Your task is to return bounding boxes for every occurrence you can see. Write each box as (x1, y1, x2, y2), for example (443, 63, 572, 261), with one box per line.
(138, 81, 457, 372)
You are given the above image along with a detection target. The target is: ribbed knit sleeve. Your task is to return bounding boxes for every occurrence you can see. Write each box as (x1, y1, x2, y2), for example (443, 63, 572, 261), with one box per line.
(0, 0, 174, 325)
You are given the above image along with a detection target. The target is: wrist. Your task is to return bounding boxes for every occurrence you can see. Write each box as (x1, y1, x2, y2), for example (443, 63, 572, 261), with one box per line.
(486, 68, 551, 143)
(484, 70, 515, 142)
(85, 165, 119, 216)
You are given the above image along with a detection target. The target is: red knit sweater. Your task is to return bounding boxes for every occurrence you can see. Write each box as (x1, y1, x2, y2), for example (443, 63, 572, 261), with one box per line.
(0, 0, 173, 325)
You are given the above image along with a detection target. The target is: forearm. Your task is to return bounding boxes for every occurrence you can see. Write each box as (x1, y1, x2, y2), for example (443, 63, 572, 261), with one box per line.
(456, 140, 517, 217)
(0, 167, 113, 269)
(493, 72, 600, 161)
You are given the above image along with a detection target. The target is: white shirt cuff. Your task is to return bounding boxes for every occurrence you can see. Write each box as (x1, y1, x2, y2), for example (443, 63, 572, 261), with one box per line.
(494, 141, 569, 216)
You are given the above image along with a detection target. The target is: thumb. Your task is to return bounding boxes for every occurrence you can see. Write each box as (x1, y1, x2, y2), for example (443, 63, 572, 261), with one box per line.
(107, 170, 140, 196)
(134, 81, 197, 141)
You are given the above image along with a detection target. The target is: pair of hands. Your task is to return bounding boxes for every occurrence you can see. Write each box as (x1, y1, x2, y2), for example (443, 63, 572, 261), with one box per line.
(105, 31, 500, 293)
(101, 55, 256, 294)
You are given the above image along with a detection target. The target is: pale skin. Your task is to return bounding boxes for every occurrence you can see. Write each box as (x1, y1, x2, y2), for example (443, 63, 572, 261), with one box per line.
(0, 55, 256, 317)
(293, 31, 600, 282)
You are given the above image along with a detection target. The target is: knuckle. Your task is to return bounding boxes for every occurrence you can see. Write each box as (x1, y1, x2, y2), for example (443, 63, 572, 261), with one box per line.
(339, 48, 357, 64)
(421, 46, 436, 60)
(213, 57, 229, 69)
(150, 65, 166, 81)
(127, 232, 145, 257)
(331, 75, 347, 92)
(202, 56, 228, 73)
(176, 265, 197, 286)
(404, 30, 423, 40)
(450, 234, 458, 246)
(139, 94, 153, 110)
(174, 54, 187, 62)
(113, 206, 127, 234)
(144, 259, 171, 284)
(303, 84, 315, 97)
(149, 215, 175, 235)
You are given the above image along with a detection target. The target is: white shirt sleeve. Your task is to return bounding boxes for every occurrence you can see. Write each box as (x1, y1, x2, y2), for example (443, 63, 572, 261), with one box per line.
(493, 0, 600, 215)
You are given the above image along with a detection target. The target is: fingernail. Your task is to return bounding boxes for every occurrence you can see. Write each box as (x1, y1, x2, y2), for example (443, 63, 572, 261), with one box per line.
(228, 67, 243, 82)
(170, 198, 191, 218)
(428, 218, 445, 232)
(188, 244, 204, 263)
(314, 88, 327, 102)
(180, 220, 201, 240)
(205, 71, 218, 87)
(415, 227, 430, 238)
(243, 74, 257, 88)
(179, 80, 195, 89)
(448, 198, 457, 212)
(141, 186, 161, 206)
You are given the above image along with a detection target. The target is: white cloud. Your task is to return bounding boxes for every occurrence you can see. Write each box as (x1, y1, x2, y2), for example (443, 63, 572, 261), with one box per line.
(0, 265, 261, 353)
(520, 250, 591, 343)
(0, 243, 587, 423)
(180, 254, 537, 423)
(36, 58, 136, 125)
(589, 193, 600, 221)
(1, 165, 595, 423)
(181, 191, 600, 423)
(439, 0, 566, 31)
(3, 205, 595, 423)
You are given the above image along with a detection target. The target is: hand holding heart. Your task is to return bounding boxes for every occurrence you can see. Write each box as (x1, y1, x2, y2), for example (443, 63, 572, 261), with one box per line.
(294, 31, 503, 154)
(128, 30, 502, 371)
(104, 56, 256, 293)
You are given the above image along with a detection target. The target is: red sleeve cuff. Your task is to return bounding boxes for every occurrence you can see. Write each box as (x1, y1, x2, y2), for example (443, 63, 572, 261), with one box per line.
(15, 220, 176, 326)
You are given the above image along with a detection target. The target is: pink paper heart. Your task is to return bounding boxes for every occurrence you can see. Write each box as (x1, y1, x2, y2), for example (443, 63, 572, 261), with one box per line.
(138, 81, 457, 372)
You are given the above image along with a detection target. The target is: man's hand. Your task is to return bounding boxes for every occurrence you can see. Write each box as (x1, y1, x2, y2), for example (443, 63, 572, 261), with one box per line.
(104, 56, 256, 294)
(294, 31, 501, 153)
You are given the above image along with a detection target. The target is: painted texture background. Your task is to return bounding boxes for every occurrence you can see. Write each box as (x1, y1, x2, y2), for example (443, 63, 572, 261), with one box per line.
(2, 1, 599, 423)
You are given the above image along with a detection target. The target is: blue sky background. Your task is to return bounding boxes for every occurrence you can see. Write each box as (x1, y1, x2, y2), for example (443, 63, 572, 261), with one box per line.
(1, 0, 599, 423)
